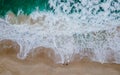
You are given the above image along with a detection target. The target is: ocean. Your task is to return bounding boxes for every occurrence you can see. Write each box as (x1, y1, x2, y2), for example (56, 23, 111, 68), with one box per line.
(0, 0, 120, 64)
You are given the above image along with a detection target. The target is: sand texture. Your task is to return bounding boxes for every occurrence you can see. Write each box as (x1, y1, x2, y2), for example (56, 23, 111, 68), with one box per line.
(0, 40, 120, 75)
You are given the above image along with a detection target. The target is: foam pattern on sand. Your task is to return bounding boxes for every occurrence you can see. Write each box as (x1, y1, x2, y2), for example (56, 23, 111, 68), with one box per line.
(0, 0, 120, 64)
(0, 17, 120, 64)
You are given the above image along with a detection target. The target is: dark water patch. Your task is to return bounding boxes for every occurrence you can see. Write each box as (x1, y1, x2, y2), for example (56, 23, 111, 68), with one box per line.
(0, 0, 50, 16)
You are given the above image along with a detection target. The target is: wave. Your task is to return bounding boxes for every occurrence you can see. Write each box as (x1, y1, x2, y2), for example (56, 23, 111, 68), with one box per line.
(0, 0, 120, 64)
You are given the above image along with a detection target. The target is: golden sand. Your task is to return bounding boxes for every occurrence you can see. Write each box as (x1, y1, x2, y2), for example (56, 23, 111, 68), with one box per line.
(0, 40, 120, 75)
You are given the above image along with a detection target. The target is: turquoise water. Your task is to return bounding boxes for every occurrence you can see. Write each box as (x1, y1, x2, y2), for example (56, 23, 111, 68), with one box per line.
(0, 0, 120, 17)
(0, 0, 49, 16)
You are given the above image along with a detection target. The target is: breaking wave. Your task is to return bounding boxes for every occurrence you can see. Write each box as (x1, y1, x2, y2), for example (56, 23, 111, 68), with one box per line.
(0, 0, 120, 64)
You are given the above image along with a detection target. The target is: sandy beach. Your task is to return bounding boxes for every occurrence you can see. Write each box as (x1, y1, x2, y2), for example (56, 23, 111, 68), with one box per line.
(0, 0, 120, 75)
(0, 40, 120, 75)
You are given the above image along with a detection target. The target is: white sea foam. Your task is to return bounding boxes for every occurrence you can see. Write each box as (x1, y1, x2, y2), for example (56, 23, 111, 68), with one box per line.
(0, 0, 120, 64)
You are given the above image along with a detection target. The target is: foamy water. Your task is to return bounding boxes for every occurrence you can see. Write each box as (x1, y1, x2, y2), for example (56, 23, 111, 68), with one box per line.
(0, 0, 120, 64)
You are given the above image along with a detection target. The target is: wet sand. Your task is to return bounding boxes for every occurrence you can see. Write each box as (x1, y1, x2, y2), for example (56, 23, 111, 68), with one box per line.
(0, 40, 120, 75)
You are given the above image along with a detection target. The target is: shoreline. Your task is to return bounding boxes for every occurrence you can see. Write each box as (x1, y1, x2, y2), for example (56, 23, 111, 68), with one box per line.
(0, 51, 120, 75)
(0, 40, 120, 75)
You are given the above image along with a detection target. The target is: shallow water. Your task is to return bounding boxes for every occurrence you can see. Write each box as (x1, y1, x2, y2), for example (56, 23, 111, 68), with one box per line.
(0, 44, 120, 75)
(0, 0, 120, 64)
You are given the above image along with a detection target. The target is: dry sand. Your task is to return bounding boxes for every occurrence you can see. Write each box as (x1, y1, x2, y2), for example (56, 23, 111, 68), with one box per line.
(0, 40, 120, 75)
